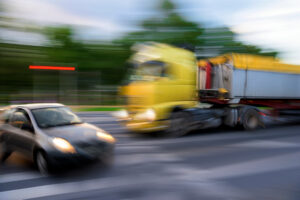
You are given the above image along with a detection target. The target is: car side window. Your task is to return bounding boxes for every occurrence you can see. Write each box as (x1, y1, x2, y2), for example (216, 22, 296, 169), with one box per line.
(0, 109, 14, 124)
(9, 110, 33, 132)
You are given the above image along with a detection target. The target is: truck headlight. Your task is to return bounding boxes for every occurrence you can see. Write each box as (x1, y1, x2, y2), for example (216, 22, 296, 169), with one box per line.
(114, 109, 129, 120)
(52, 137, 76, 153)
(145, 109, 156, 121)
(135, 108, 156, 121)
(97, 131, 116, 144)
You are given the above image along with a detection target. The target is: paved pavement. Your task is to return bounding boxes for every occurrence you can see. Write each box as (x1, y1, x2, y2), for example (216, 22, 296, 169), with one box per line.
(1, 112, 300, 200)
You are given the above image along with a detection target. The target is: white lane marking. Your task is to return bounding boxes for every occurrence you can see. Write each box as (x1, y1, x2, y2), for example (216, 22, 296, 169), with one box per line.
(167, 151, 300, 181)
(116, 145, 158, 151)
(96, 126, 124, 129)
(110, 134, 131, 138)
(0, 175, 163, 200)
(181, 180, 247, 199)
(115, 145, 160, 155)
(0, 172, 42, 184)
(0, 169, 246, 200)
(116, 134, 247, 147)
(208, 151, 300, 180)
(3, 150, 298, 199)
(117, 129, 300, 148)
(115, 153, 181, 166)
(232, 140, 300, 148)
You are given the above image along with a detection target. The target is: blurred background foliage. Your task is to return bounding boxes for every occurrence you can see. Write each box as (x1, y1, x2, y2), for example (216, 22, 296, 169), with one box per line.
(0, 0, 278, 105)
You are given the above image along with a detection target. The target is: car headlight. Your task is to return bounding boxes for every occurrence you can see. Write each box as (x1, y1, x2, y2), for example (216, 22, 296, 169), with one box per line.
(52, 137, 76, 153)
(97, 131, 116, 144)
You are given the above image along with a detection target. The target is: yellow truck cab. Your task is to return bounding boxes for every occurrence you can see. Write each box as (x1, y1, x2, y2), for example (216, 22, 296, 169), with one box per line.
(120, 43, 198, 135)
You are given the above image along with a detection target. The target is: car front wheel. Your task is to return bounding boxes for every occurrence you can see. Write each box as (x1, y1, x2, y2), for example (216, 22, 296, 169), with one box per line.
(35, 151, 51, 175)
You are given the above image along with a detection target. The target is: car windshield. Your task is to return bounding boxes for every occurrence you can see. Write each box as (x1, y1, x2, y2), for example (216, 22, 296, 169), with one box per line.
(31, 107, 82, 128)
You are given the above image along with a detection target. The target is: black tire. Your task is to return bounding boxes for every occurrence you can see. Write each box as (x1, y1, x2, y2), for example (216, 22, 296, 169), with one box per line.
(35, 151, 51, 175)
(0, 141, 12, 163)
(100, 152, 114, 168)
(165, 111, 191, 137)
(242, 109, 261, 131)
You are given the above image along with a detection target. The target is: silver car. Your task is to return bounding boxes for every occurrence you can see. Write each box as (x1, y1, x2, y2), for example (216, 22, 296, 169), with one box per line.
(0, 103, 115, 174)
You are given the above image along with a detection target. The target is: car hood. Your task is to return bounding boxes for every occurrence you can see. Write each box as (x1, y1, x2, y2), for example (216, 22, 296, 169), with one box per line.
(41, 123, 101, 143)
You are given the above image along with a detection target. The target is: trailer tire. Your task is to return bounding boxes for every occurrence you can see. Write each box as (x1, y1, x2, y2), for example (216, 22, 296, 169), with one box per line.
(242, 109, 261, 131)
(166, 111, 191, 137)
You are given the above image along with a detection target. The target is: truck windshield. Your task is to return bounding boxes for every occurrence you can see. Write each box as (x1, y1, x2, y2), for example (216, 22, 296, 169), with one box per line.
(130, 60, 167, 81)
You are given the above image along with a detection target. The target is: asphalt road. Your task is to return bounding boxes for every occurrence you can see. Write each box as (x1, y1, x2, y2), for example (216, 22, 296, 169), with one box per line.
(1, 112, 300, 200)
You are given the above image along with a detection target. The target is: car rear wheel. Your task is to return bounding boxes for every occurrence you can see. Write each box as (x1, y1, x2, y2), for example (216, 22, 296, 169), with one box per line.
(35, 151, 51, 175)
(0, 142, 12, 163)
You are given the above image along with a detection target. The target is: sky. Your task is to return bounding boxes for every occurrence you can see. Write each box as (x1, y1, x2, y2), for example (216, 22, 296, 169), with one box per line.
(2, 0, 300, 64)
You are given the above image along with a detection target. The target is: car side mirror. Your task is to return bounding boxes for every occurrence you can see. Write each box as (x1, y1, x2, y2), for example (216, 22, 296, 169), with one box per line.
(22, 124, 34, 133)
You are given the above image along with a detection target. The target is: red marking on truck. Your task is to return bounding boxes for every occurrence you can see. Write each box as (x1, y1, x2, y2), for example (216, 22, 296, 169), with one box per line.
(259, 112, 267, 116)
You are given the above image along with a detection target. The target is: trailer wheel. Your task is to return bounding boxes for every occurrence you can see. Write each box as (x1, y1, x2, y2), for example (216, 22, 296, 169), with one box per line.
(242, 109, 261, 131)
(166, 111, 190, 137)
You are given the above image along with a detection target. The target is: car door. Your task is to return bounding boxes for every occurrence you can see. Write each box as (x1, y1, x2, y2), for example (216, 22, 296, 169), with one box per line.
(0, 108, 14, 150)
(8, 109, 35, 157)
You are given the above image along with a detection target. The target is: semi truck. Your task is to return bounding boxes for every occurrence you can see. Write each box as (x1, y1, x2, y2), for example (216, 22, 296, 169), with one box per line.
(118, 42, 300, 137)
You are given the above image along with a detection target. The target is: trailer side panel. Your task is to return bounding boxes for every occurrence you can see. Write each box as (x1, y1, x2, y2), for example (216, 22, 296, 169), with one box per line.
(232, 69, 300, 99)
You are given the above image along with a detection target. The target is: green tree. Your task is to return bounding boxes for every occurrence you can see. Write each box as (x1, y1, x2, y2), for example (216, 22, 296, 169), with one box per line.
(197, 27, 278, 59)
(118, 0, 204, 47)
(118, 0, 278, 61)
(44, 26, 130, 86)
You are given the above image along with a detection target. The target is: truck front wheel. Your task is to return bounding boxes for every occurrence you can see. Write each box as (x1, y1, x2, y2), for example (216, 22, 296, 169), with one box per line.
(166, 111, 190, 137)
